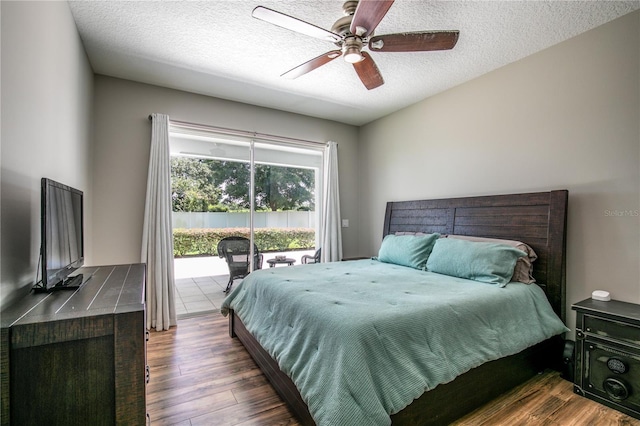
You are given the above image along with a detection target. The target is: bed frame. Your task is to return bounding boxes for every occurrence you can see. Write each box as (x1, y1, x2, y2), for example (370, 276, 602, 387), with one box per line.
(228, 190, 569, 425)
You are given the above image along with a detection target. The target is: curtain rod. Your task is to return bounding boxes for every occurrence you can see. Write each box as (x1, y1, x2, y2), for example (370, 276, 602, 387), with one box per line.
(148, 115, 327, 148)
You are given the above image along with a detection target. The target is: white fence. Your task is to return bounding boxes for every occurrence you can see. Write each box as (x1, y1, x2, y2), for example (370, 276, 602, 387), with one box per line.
(172, 211, 316, 229)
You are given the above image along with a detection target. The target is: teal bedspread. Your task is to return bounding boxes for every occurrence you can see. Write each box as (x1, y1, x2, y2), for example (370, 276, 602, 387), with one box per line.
(221, 259, 568, 426)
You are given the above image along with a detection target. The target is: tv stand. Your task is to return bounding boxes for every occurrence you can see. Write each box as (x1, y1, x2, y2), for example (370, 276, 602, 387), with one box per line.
(1, 264, 147, 425)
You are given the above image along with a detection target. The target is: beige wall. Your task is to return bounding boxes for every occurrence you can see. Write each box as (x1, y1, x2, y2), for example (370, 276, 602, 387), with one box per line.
(91, 76, 360, 265)
(0, 1, 94, 309)
(359, 12, 640, 333)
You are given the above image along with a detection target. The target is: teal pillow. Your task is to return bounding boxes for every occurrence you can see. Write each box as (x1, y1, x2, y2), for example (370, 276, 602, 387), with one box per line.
(426, 238, 527, 287)
(377, 233, 440, 269)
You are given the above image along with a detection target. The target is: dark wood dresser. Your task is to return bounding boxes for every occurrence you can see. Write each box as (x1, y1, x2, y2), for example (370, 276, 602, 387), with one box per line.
(0, 264, 147, 425)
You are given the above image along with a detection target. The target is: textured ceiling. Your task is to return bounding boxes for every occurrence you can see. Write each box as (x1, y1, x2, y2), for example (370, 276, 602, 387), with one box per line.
(68, 1, 639, 126)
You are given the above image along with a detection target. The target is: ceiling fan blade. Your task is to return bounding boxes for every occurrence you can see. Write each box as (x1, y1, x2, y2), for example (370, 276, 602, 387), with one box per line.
(252, 6, 341, 43)
(369, 31, 459, 52)
(350, 0, 395, 38)
(352, 52, 384, 90)
(281, 50, 342, 79)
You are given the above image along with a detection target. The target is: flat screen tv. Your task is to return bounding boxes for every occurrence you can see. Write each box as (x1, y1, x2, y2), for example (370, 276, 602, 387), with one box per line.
(36, 178, 85, 291)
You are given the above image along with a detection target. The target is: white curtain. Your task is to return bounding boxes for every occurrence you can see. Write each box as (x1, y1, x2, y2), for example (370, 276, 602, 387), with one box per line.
(142, 113, 177, 331)
(320, 141, 343, 262)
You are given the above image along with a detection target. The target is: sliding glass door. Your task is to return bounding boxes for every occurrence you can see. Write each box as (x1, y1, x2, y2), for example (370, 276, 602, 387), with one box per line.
(169, 125, 322, 284)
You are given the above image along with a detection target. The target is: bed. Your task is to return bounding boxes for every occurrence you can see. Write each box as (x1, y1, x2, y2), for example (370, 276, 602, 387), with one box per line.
(222, 190, 569, 425)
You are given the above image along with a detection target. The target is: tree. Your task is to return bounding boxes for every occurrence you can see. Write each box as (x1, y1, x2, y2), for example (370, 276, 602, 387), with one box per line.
(170, 157, 221, 212)
(255, 164, 315, 211)
(171, 157, 315, 212)
(210, 161, 251, 209)
(211, 161, 315, 211)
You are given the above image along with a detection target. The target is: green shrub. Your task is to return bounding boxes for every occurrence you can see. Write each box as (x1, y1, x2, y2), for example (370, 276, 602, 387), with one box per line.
(207, 204, 229, 212)
(173, 227, 315, 257)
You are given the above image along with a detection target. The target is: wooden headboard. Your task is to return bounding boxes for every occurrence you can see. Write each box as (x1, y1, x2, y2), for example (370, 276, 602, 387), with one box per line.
(382, 190, 569, 322)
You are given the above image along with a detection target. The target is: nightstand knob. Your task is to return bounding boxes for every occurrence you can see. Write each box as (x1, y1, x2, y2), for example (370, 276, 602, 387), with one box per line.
(603, 377, 629, 401)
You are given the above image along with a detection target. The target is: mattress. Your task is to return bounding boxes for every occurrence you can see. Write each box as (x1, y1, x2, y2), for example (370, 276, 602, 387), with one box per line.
(221, 259, 568, 426)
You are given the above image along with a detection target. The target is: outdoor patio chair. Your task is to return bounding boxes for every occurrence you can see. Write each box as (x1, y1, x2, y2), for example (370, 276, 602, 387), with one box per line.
(217, 236, 263, 293)
(301, 248, 321, 264)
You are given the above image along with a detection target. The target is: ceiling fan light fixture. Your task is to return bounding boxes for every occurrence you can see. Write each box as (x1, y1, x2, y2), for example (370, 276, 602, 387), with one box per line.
(343, 46, 364, 63)
(343, 35, 364, 63)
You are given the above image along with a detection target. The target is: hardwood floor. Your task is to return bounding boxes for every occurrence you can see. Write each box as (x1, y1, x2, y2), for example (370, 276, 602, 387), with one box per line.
(147, 312, 640, 425)
(146, 310, 299, 425)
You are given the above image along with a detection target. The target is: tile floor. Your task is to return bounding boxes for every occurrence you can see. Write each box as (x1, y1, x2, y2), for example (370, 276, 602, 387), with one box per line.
(174, 274, 230, 319)
(173, 250, 314, 319)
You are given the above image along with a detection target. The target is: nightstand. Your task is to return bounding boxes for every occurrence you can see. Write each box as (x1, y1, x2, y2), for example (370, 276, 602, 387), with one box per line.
(572, 298, 640, 420)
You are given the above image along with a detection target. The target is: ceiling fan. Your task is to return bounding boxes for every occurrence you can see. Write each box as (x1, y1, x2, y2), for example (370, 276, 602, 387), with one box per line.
(252, 0, 459, 90)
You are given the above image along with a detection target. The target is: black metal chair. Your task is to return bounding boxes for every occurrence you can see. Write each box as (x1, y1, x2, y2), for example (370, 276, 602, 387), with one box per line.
(217, 236, 263, 293)
(301, 248, 321, 264)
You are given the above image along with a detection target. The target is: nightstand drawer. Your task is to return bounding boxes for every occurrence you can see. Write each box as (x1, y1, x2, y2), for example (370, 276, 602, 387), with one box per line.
(582, 315, 640, 347)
